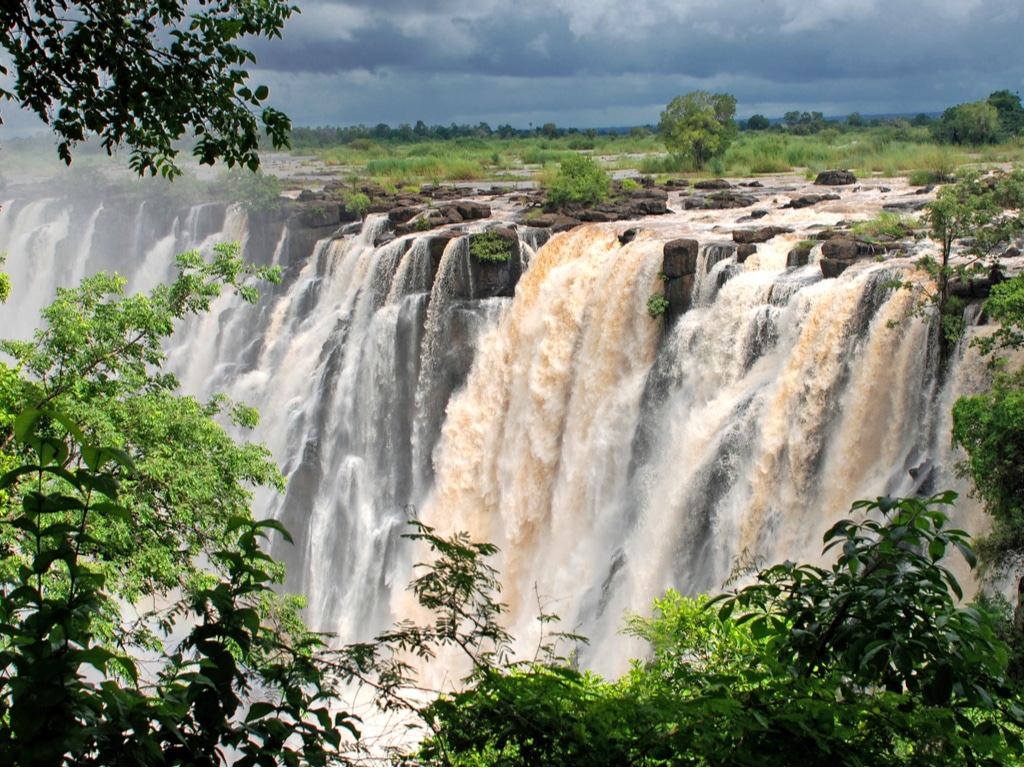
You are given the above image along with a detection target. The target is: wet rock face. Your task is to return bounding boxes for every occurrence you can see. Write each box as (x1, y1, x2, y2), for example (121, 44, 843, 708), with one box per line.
(443, 228, 524, 301)
(814, 169, 857, 185)
(663, 239, 700, 277)
(787, 244, 813, 267)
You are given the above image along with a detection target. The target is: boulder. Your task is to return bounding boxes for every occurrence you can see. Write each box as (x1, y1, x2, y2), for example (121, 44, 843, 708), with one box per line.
(577, 209, 616, 222)
(820, 238, 859, 260)
(736, 243, 757, 263)
(663, 239, 699, 277)
(619, 228, 640, 245)
(814, 169, 857, 185)
(695, 178, 732, 190)
(883, 199, 929, 213)
(785, 193, 841, 209)
(732, 225, 794, 244)
(703, 191, 759, 209)
(820, 257, 857, 278)
(454, 202, 492, 220)
(787, 245, 813, 267)
(388, 206, 422, 224)
(463, 227, 523, 299)
(665, 274, 695, 318)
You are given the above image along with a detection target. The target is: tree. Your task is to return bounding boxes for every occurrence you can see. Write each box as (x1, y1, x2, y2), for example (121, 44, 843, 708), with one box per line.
(746, 113, 770, 131)
(0, 244, 285, 601)
(0, 409, 355, 764)
(933, 101, 1001, 146)
(893, 170, 1024, 351)
(0, 0, 296, 177)
(988, 90, 1024, 139)
(0, 248, 363, 762)
(545, 154, 611, 209)
(658, 91, 738, 171)
(846, 111, 865, 128)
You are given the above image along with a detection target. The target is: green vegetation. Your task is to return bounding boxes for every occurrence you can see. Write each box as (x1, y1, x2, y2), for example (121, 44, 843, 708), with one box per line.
(347, 495, 1024, 766)
(0, 244, 284, 599)
(851, 210, 918, 240)
(658, 91, 738, 171)
(952, 274, 1024, 577)
(545, 154, 612, 208)
(0, 248, 361, 763)
(221, 168, 284, 213)
(933, 91, 1024, 147)
(469, 231, 515, 263)
(646, 291, 669, 318)
(0, 0, 294, 177)
(890, 170, 1024, 349)
(343, 190, 371, 218)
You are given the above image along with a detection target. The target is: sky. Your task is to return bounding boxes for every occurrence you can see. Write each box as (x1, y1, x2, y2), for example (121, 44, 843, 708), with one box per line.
(240, 0, 1024, 129)
(2, 0, 1024, 137)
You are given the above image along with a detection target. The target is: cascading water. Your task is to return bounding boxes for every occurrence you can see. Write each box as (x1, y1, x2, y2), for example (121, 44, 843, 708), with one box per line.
(0, 178, 992, 676)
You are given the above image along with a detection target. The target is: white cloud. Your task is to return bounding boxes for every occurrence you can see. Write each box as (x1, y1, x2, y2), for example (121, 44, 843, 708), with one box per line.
(777, 0, 878, 33)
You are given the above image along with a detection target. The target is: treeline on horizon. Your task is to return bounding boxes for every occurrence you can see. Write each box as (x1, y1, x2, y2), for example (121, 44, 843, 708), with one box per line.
(289, 89, 1024, 150)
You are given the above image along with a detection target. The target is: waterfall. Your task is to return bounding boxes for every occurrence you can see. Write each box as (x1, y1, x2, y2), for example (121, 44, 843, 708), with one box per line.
(0, 187, 990, 675)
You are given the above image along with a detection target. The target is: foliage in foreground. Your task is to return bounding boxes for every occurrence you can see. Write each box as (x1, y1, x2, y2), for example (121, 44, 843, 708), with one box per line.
(0, 246, 362, 764)
(0, 0, 295, 177)
(0, 409, 355, 764)
(0, 243, 286, 602)
(339, 495, 1024, 766)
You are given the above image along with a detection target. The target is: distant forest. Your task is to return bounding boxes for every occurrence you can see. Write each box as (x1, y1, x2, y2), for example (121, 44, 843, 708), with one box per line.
(289, 89, 1024, 150)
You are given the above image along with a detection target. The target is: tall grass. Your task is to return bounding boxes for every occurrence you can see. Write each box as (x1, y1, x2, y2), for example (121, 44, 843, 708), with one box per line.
(295, 128, 1024, 187)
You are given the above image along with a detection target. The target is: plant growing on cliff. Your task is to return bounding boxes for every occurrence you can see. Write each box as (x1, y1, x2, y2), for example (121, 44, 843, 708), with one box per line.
(545, 155, 611, 209)
(951, 273, 1024, 576)
(646, 291, 669, 318)
(469, 231, 515, 263)
(658, 91, 739, 172)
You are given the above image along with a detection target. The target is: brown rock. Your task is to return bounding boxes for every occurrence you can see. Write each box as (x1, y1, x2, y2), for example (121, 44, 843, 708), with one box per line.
(663, 239, 699, 277)
(814, 169, 857, 185)
(733, 225, 794, 244)
(821, 238, 859, 260)
(736, 243, 757, 263)
(695, 178, 732, 190)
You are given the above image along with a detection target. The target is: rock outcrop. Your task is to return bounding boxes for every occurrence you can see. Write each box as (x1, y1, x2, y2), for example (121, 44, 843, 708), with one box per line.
(814, 170, 857, 185)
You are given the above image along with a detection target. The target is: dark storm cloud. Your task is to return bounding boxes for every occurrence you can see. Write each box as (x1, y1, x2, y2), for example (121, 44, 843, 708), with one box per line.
(247, 0, 1024, 127)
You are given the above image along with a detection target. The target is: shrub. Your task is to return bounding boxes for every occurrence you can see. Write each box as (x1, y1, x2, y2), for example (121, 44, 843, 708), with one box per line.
(343, 190, 371, 217)
(469, 231, 514, 263)
(546, 155, 611, 208)
(620, 178, 642, 192)
(647, 291, 669, 318)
